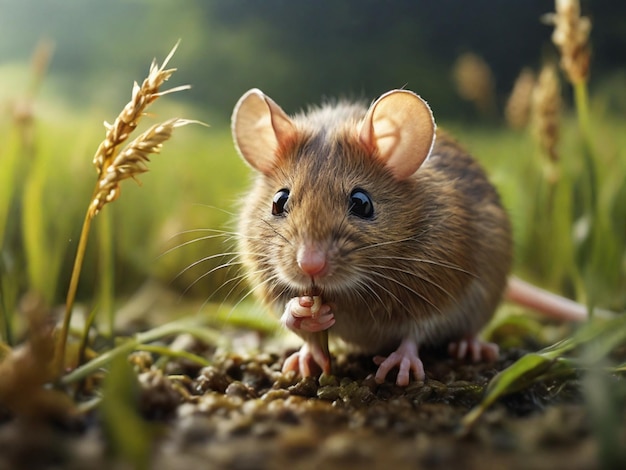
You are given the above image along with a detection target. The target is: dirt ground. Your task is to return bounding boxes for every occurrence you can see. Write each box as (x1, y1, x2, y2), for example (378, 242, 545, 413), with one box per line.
(0, 333, 624, 470)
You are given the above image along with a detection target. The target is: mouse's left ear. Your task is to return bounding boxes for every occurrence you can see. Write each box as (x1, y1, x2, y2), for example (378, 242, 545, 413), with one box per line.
(358, 90, 436, 180)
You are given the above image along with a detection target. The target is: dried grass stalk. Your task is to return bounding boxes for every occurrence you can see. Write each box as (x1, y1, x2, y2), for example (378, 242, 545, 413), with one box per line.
(531, 64, 562, 165)
(543, 0, 591, 85)
(505, 68, 536, 130)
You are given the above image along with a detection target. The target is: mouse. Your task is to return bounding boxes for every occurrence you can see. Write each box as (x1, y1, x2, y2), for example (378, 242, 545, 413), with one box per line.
(231, 88, 588, 386)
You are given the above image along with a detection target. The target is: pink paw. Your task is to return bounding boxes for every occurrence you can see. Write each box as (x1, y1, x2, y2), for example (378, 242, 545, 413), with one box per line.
(281, 296, 335, 333)
(447, 336, 499, 363)
(373, 338, 425, 386)
(282, 341, 331, 376)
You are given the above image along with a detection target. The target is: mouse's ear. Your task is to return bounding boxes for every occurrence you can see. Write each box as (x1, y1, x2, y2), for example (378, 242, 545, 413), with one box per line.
(232, 88, 296, 174)
(358, 90, 436, 180)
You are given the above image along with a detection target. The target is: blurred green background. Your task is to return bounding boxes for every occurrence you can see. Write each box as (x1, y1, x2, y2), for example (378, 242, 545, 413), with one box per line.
(0, 0, 625, 329)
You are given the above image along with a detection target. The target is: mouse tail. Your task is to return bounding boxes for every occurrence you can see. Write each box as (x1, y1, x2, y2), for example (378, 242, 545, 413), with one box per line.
(505, 276, 592, 322)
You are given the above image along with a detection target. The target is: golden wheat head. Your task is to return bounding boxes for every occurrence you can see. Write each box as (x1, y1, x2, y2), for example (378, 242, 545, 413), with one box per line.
(505, 68, 536, 130)
(543, 0, 592, 84)
(532, 64, 562, 164)
(88, 41, 199, 217)
(453, 52, 495, 116)
(89, 118, 197, 217)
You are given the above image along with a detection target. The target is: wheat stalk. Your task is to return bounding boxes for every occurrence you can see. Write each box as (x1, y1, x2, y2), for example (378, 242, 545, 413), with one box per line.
(55, 42, 199, 374)
(543, 0, 597, 228)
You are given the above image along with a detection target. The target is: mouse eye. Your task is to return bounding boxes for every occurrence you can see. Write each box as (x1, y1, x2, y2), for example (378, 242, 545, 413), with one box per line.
(349, 188, 374, 219)
(272, 188, 290, 216)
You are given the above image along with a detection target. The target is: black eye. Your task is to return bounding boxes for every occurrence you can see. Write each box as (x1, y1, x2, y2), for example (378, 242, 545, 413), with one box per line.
(272, 188, 290, 216)
(349, 188, 374, 219)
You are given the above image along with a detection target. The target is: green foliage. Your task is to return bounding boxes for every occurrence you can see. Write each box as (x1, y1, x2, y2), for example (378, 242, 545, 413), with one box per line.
(450, 109, 626, 312)
(61, 317, 224, 386)
(0, 126, 22, 344)
(462, 313, 626, 432)
(0, 125, 21, 248)
(21, 144, 76, 305)
(101, 355, 152, 470)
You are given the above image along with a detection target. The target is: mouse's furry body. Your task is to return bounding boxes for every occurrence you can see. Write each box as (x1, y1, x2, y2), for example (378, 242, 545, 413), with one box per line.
(237, 97, 512, 356)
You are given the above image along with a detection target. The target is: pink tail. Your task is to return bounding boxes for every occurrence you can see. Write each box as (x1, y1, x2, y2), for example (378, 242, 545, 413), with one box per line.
(505, 276, 588, 322)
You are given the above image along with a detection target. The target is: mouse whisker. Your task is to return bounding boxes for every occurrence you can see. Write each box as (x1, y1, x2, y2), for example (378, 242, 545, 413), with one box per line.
(205, 268, 274, 316)
(259, 218, 292, 247)
(374, 255, 478, 278)
(352, 236, 418, 252)
(368, 264, 461, 308)
(223, 270, 286, 317)
(173, 251, 242, 283)
(218, 270, 250, 300)
(197, 270, 247, 309)
(351, 276, 386, 323)
(356, 270, 420, 319)
(165, 227, 239, 238)
(180, 255, 243, 299)
(190, 202, 238, 218)
(366, 269, 444, 316)
(214, 266, 275, 312)
(158, 231, 236, 259)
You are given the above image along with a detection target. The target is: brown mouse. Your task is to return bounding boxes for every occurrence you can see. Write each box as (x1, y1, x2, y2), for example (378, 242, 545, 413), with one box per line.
(231, 88, 586, 386)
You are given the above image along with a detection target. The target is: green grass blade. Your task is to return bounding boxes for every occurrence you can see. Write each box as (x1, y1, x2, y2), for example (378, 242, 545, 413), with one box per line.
(100, 355, 152, 470)
(60, 317, 223, 385)
(135, 344, 211, 367)
(460, 352, 560, 431)
(461, 314, 626, 431)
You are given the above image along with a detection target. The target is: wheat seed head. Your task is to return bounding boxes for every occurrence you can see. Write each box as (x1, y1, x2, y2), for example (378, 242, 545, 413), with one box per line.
(543, 0, 591, 84)
(531, 64, 562, 164)
(89, 118, 197, 217)
(505, 68, 536, 130)
(92, 41, 190, 176)
(453, 52, 495, 115)
(87, 42, 202, 217)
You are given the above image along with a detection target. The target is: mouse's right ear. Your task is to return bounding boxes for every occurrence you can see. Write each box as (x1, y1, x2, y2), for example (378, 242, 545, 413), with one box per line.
(231, 88, 296, 174)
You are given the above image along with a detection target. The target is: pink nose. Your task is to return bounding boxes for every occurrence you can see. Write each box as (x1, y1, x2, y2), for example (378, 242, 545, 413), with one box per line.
(297, 245, 328, 277)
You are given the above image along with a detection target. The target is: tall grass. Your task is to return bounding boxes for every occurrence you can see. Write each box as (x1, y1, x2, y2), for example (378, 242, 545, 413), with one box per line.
(461, 3, 626, 453)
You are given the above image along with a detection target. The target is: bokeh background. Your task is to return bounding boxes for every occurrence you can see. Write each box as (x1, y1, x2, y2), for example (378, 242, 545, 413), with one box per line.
(1, 0, 625, 324)
(2, 0, 626, 122)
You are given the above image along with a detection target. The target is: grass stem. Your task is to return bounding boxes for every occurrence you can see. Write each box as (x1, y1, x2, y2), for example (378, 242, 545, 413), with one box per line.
(55, 204, 94, 373)
(98, 208, 115, 339)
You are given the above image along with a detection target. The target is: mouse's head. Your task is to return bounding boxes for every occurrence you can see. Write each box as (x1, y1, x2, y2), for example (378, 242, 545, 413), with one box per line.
(232, 89, 436, 301)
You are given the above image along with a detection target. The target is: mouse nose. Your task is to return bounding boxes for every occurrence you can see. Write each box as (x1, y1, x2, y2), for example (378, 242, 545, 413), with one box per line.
(297, 244, 328, 277)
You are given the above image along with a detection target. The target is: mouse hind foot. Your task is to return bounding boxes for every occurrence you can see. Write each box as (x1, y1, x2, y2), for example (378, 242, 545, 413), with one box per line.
(373, 338, 425, 386)
(282, 340, 331, 378)
(447, 336, 499, 363)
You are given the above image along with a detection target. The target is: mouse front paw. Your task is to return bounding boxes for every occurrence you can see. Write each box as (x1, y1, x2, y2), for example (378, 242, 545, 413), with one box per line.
(373, 338, 425, 386)
(281, 296, 335, 333)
